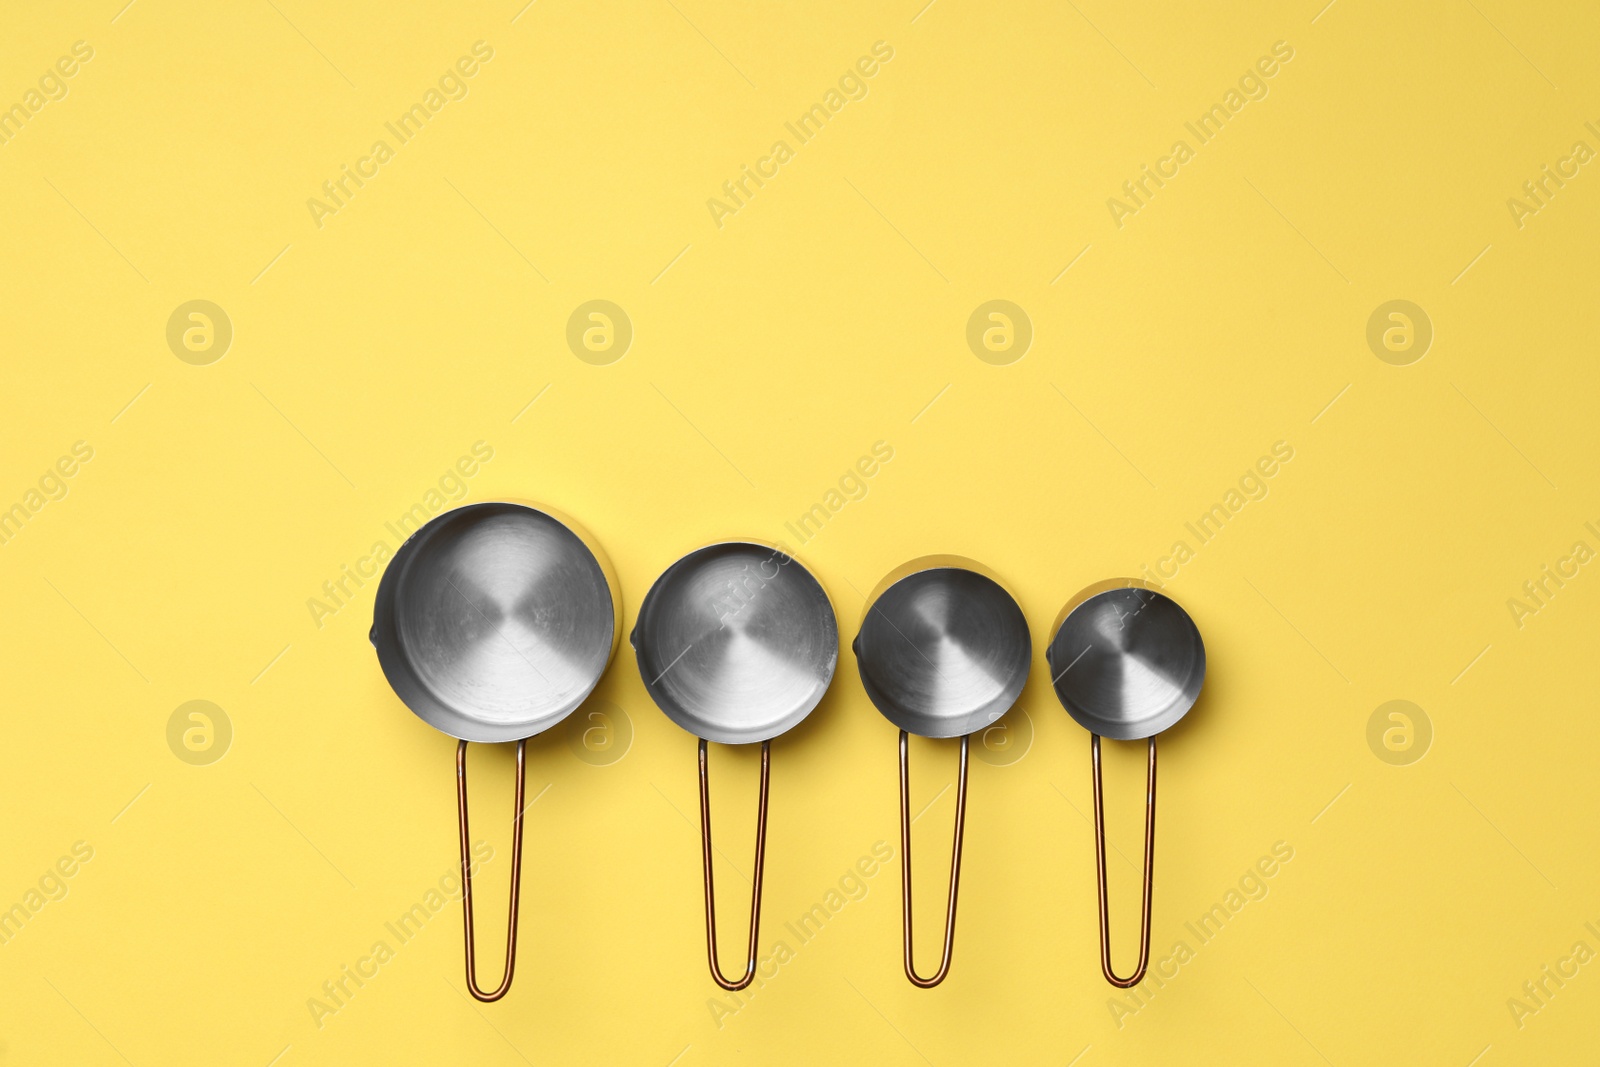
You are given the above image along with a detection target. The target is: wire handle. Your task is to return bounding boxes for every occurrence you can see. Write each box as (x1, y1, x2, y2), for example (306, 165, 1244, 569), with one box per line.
(1091, 734, 1156, 988)
(699, 737, 770, 991)
(898, 729, 969, 988)
(456, 739, 527, 1003)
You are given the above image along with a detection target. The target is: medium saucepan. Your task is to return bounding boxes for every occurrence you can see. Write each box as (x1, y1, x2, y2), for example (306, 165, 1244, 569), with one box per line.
(633, 541, 838, 991)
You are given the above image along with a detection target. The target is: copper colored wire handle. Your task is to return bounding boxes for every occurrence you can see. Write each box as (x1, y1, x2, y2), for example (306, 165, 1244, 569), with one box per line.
(456, 738, 527, 1003)
(699, 737, 770, 991)
(1091, 734, 1156, 988)
(899, 729, 968, 988)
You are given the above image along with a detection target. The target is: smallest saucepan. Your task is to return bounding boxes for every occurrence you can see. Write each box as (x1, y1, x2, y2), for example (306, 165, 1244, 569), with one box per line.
(853, 556, 1031, 987)
(1046, 579, 1205, 989)
(632, 541, 838, 991)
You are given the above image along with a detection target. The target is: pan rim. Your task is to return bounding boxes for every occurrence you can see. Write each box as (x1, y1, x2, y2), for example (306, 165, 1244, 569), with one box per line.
(632, 539, 839, 745)
(853, 563, 1032, 739)
(371, 500, 619, 744)
(1045, 583, 1205, 741)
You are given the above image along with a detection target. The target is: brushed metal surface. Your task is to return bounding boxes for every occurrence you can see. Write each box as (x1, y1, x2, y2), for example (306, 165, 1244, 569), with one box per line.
(1046, 584, 1204, 740)
(853, 564, 1031, 738)
(633, 542, 838, 745)
(371, 502, 617, 743)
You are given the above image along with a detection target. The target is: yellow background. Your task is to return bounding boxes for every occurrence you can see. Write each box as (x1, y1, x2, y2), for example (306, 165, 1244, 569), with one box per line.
(2, 0, 1597, 1063)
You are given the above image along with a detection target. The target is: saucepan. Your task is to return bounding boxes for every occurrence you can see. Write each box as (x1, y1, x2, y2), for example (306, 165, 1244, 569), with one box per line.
(371, 501, 620, 1002)
(633, 541, 838, 990)
(1046, 579, 1204, 988)
(852, 556, 1030, 987)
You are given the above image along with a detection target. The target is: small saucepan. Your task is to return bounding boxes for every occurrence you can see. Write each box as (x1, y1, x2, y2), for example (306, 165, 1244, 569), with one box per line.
(1046, 579, 1204, 988)
(852, 556, 1031, 987)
